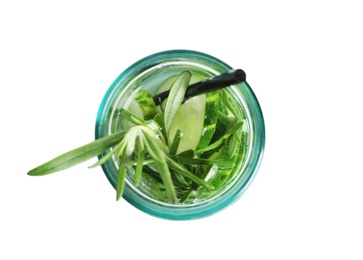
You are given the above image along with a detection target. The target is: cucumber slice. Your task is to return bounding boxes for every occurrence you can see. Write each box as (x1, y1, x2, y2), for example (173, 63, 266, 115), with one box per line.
(168, 94, 206, 154)
(195, 91, 219, 152)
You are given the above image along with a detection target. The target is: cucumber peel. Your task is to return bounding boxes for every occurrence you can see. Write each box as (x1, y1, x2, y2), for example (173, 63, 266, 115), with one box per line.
(134, 89, 158, 120)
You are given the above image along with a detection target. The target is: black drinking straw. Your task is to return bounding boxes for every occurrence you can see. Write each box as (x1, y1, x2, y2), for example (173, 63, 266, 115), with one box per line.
(152, 69, 246, 106)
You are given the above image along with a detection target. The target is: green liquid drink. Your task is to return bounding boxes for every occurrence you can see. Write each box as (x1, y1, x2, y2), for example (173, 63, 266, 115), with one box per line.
(96, 50, 265, 219)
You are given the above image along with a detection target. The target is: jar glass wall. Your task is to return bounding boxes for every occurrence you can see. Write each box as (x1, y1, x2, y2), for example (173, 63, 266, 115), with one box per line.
(95, 50, 265, 220)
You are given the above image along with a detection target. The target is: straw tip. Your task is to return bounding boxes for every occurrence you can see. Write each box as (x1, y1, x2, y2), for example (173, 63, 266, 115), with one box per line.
(234, 69, 246, 82)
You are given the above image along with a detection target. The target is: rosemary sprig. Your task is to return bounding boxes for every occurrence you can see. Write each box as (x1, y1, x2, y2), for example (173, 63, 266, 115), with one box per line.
(27, 70, 244, 204)
(27, 131, 126, 176)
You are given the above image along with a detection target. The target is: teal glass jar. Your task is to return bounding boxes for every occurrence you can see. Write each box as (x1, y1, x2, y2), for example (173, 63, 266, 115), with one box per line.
(95, 50, 265, 220)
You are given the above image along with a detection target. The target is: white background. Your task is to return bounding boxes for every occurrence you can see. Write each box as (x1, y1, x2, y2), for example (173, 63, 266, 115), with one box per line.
(1, 0, 362, 259)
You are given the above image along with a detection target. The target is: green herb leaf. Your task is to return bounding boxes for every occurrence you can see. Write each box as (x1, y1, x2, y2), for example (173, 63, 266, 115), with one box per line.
(121, 108, 146, 126)
(197, 121, 243, 153)
(173, 171, 192, 187)
(142, 130, 177, 203)
(217, 110, 237, 126)
(172, 155, 235, 169)
(240, 131, 249, 163)
(88, 139, 126, 168)
(169, 129, 182, 155)
(179, 164, 217, 203)
(27, 131, 126, 176)
(116, 152, 128, 201)
(220, 89, 240, 118)
(225, 128, 242, 158)
(163, 71, 191, 136)
(134, 135, 145, 187)
(166, 156, 214, 190)
(153, 113, 167, 145)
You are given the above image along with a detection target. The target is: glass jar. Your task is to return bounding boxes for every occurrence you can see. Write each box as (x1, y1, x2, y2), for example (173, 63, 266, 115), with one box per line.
(95, 50, 265, 220)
